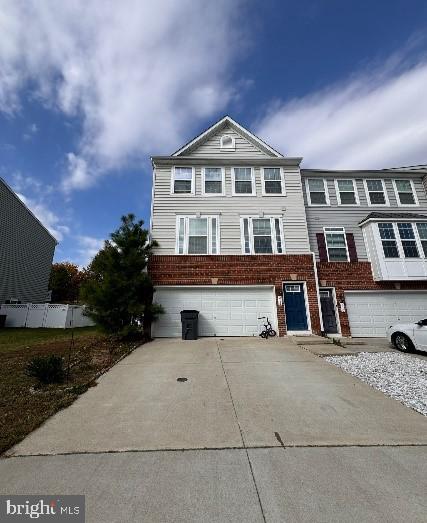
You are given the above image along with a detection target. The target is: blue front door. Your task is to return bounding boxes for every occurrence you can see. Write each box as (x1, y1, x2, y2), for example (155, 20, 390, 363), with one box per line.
(283, 283, 308, 331)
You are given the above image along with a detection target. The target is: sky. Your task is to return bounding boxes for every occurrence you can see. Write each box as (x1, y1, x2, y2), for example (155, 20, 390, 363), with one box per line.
(1, 0, 427, 266)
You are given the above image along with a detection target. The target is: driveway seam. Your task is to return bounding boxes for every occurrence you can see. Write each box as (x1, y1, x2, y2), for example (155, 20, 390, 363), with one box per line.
(215, 339, 267, 523)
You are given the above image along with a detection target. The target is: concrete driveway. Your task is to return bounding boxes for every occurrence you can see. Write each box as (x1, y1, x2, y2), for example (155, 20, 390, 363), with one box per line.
(1, 337, 426, 521)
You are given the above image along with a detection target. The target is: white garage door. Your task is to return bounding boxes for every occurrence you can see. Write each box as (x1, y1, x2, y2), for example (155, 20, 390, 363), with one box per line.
(152, 286, 276, 337)
(345, 291, 427, 337)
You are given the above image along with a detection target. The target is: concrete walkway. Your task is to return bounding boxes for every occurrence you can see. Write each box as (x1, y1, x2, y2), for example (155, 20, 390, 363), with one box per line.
(1, 337, 426, 521)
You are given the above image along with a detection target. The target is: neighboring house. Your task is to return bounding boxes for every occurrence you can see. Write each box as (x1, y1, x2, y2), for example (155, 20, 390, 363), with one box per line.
(0, 177, 57, 304)
(149, 116, 427, 338)
(302, 168, 427, 337)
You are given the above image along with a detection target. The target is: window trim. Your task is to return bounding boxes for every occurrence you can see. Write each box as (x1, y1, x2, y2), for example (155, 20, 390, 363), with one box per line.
(334, 179, 360, 206)
(175, 215, 220, 255)
(201, 167, 225, 197)
(323, 226, 349, 262)
(171, 166, 195, 195)
(391, 179, 419, 207)
(220, 134, 236, 150)
(240, 215, 285, 255)
(363, 178, 390, 207)
(375, 220, 427, 260)
(305, 178, 330, 206)
(232, 167, 256, 196)
(261, 167, 286, 196)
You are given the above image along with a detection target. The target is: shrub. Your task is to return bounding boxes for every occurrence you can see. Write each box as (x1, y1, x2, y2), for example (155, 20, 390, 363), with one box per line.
(26, 355, 66, 384)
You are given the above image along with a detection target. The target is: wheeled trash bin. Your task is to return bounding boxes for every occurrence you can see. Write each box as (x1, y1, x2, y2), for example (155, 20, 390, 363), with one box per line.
(180, 310, 199, 340)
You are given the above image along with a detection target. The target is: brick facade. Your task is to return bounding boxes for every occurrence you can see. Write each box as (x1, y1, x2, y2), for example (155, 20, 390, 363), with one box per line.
(149, 254, 322, 336)
(317, 261, 427, 336)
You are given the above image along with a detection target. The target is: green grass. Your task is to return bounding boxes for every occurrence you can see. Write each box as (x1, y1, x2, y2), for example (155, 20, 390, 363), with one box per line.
(0, 326, 100, 353)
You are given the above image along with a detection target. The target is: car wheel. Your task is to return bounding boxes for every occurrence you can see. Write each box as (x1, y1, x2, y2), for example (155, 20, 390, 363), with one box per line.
(393, 333, 414, 353)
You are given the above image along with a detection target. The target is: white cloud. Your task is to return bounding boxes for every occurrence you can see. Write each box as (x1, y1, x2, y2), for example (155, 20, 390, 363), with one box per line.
(22, 122, 38, 141)
(256, 61, 427, 169)
(0, 0, 245, 190)
(16, 192, 70, 241)
(75, 235, 104, 267)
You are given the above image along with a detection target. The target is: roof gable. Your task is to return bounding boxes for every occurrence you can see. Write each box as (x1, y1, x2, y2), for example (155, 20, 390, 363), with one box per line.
(172, 116, 283, 158)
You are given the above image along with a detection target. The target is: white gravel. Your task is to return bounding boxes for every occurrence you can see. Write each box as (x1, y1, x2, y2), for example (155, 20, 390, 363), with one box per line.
(325, 352, 427, 416)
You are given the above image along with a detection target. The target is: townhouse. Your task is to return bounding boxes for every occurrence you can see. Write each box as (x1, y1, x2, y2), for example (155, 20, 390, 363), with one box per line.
(149, 116, 427, 338)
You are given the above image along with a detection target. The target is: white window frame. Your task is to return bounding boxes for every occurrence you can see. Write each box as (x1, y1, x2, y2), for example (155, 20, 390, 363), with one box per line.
(305, 178, 330, 206)
(175, 215, 220, 255)
(392, 179, 419, 207)
(323, 227, 349, 262)
(240, 215, 285, 255)
(220, 134, 236, 150)
(232, 167, 256, 196)
(363, 179, 390, 207)
(171, 166, 195, 195)
(261, 167, 286, 196)
(334, 179, 360, 206)
(375, 221, 427, 260)
(201, 167, 225, 197)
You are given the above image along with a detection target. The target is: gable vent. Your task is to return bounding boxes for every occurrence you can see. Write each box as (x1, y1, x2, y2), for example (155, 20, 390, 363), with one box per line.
(220, 134, 235, 150)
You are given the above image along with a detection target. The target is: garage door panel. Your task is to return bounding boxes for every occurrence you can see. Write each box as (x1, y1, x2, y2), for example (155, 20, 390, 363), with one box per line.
(345, 292, 427, 337)
(152, 287, 276, 337)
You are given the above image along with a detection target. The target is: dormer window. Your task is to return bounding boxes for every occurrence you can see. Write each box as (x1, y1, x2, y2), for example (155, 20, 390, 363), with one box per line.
(220, 134, 235, 150)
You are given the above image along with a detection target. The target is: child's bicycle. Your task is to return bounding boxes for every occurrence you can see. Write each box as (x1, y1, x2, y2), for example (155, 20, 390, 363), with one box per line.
(258, 317, 277, 339)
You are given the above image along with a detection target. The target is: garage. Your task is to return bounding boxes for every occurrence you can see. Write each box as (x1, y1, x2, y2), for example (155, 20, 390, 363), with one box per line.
(152, 286, 276, 337)
(345, 291, 427, 337)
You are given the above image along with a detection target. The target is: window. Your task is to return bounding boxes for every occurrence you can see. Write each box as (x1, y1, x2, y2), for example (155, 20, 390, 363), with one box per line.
(378, 223, 399, 258)
(220, 134, 235, 150)
(306, 178, 329, 205)
(262, 167, 284, 195)
(176, 216, 219, 254)
(324, 227, 348, 261)
(172, 167, 194, 194)
(416, 223, 427, 257)
(241, 216, 284, 254)
(397, 223, 419, 258)
(364, 179, 388, 206)
(202, 167, 224, 195)
(335, 179, 358, 205)
(393, 179, 418, 206)
(232, 167, 255, 195)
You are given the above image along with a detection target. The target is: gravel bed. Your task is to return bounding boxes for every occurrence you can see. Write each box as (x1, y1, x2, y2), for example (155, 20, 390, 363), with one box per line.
(325, 352, 427, 416)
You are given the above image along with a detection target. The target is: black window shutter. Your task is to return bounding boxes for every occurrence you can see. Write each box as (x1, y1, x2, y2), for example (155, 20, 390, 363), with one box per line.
(346, 233, 358, 262)
(316, 233, 328, 262)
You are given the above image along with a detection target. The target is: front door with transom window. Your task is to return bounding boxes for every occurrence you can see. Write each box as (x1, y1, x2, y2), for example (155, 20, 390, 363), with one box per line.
(320, 289, 338, 334)
(283, 283, 308, 332)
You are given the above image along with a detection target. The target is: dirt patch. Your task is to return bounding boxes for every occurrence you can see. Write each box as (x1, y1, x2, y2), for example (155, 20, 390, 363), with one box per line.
(0, 332, 141, 454)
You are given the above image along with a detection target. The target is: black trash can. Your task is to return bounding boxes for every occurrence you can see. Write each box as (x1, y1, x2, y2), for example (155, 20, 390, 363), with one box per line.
(180, 310, 199, 340)
(0, 315, 6, 329)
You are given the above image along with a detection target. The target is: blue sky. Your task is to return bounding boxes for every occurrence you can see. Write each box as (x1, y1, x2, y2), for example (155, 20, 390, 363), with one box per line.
(1, 0, 427, 265)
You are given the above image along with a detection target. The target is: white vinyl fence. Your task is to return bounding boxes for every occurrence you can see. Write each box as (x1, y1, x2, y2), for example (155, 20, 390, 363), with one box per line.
(0, 303, 95, 328)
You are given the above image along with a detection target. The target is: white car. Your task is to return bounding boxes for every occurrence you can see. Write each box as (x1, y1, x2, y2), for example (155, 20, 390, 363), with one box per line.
(387, 319, 427, 353)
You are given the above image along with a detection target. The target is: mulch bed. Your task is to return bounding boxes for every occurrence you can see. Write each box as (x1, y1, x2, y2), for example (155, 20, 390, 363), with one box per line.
(0, 333, 141, 455)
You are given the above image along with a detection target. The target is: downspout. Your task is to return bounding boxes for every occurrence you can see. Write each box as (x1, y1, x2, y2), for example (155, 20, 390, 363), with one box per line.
(312, 251, 324, 333)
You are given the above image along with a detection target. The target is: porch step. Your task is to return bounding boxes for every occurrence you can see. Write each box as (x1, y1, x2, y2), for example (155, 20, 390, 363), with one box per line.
(293, 335, 333, 345)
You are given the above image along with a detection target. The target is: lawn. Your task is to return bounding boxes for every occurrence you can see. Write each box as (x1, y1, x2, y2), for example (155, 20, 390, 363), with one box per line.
(0, 327, 141, 454)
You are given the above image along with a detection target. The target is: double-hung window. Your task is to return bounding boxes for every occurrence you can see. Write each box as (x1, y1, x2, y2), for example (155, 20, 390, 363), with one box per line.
(397, 223, 419, 258)
(393, 179, 418, 206)
(416, 223, 427, 257)
(241, 216, 284, 254)
(335, 179, 359, 205)
(176, 216, 219, 254)
(202, 167, 224, 195)
(172, 167, 194, 194)
(324, 227, 348, 261)
(306, 178, 329, 205)
(378, 223, 399, 258)
(364, 179, 388, 206)
(232, 167, 255, 195)
(261, 167, 285, 195)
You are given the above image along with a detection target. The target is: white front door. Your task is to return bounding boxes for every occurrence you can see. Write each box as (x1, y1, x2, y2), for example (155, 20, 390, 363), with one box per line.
(345, 291, 427, 337)
(152, 286, 276, 337)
